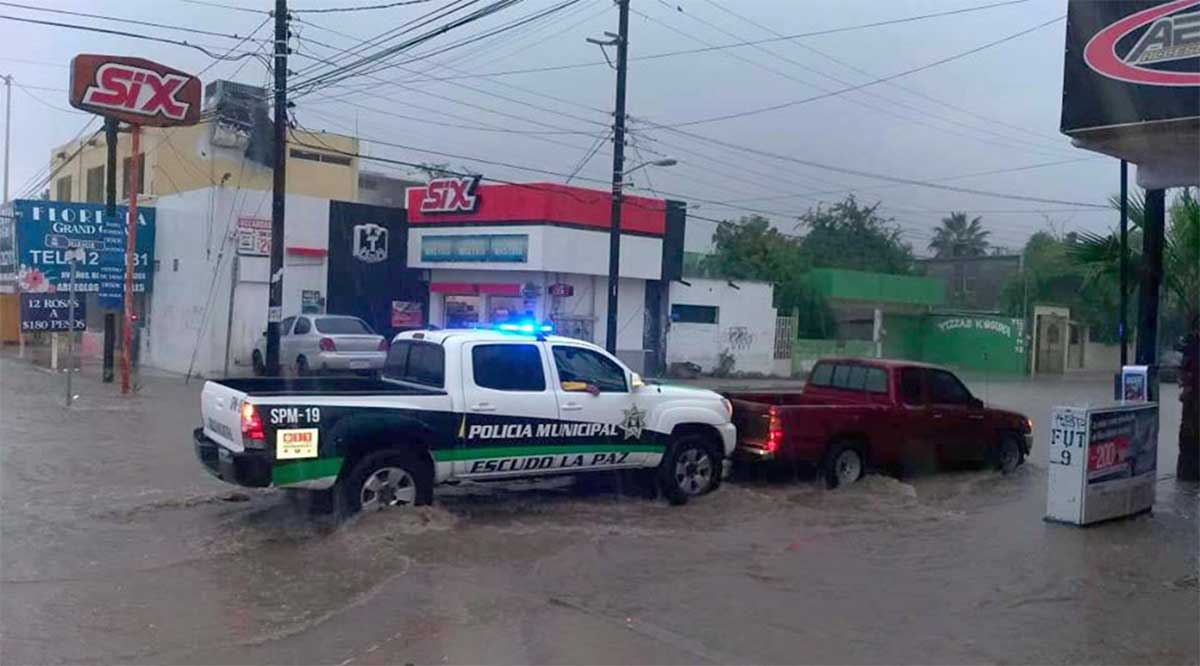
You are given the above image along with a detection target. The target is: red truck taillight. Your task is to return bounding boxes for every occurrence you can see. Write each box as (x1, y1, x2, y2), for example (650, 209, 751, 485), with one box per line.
(377, 338, 389, 351)
(319, 337, 337, 352)
(766, 406, 783, 454)
(241, 401, 265, 447)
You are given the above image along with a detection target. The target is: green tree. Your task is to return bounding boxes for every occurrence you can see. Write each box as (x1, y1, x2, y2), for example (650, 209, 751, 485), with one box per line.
(797, 195, 915, 274)
(929, 212, 990, 258)
(702, 215, 835, 337)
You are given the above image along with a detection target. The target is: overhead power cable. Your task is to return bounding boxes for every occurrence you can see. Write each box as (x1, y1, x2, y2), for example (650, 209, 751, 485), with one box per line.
(289, 0, 527, 94)
(178, 0, 269, 14)
(294, 0, 435, 12)
(0, 1, 269, 42)
(643, 14, 1066, 129)
(291, 0, 481, 78)
(698, 0, 1068, 146)
(642, 120, 1107, 209)
(394, 0, 1034, 82)
(0, 14, 266, 61)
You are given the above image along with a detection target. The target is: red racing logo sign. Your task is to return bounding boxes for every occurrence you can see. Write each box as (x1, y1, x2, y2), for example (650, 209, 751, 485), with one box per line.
(69, 54, 201, 127)
(1083, 0, 1200, 86)
(419, 176, 481, 214)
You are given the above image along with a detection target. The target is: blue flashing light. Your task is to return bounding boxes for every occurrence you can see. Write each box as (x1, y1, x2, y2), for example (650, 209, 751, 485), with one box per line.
(494, 321, 554, 334)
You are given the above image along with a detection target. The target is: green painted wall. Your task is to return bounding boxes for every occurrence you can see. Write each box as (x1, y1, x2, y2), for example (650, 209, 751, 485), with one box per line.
(918, 314, 1027, 374)
(882, 313, 923, 360)
(791, 313, 1027, 376)
(806, 268, 945, 306)
(791, 338, 874, 375)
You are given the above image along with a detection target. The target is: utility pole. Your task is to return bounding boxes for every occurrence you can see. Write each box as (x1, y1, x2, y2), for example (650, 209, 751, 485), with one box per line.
(1136, 188, 1165, 375)
(1118, 160, 1129, 367)
(102, 118, 117, 383)
(266, 0, 289, 375)
(2, 74, 10, 202)
(603, 0, 630, 354)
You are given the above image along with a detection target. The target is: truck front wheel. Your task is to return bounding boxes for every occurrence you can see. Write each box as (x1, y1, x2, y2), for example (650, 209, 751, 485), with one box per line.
(339, 451, 433, 515)
(659, 434, 721, 505)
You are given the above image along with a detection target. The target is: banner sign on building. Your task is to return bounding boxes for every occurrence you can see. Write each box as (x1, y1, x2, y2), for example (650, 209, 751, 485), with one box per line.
(69, 54, 202, 127)
(391, 300, 423, 328)
(19, 293, 86, 332)
(420, 234, 528, 263)
(1046, 403, 1158, 525)
(1062, 0, 1200, 133)
(236, 216, 271, 256)
(12, 200, 155, 301)
(0, 210, 15, 293)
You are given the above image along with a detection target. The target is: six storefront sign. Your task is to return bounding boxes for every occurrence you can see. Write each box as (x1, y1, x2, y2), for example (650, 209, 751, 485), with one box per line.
(352, 223, 388, 263)
(419, 176, 481, 213)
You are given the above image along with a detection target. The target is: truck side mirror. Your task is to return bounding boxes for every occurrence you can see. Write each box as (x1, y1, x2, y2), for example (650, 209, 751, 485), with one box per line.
(630, 373, 645, 390)
(970, 397, 984, 409)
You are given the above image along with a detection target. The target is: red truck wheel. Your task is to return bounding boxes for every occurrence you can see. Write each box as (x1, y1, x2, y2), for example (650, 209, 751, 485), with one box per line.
(823, 442, 865, 488)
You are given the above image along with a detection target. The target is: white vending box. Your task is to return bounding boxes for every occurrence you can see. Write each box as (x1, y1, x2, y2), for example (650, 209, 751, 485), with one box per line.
(1046, 403, 1158, 525)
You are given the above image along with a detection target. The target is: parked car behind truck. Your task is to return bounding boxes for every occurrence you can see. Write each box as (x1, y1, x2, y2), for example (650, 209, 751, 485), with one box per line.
(727, 358, 1032, 487)
(251, 314, 388, 376)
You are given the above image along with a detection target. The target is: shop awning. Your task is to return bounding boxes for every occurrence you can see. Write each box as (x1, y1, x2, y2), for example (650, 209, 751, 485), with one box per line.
(430, 282, 522, 296)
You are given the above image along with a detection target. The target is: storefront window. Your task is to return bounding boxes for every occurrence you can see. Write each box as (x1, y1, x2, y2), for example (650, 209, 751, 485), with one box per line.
(488, 296, 531, 324)
(445, 295, 481, 329)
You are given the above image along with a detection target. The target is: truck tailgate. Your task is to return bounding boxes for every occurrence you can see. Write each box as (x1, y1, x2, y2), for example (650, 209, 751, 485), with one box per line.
(201, 380, 246, 452)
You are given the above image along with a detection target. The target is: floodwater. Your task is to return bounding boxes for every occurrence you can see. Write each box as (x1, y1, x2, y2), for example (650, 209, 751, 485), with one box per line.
(1, 355, 1196, 664)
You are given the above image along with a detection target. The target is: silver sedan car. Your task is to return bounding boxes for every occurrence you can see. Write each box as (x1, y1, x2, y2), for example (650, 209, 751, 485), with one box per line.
(252, 314, 387, 375)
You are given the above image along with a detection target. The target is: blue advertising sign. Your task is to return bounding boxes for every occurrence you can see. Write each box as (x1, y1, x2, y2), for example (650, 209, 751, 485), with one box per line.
(19, 292, 87, 332)
(420, 234, 528, 263)
(12, 199, 155, 307)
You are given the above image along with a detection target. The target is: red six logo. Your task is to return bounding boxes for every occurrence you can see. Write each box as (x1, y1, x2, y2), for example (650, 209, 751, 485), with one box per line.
(82, 63, 191, 121)
(69, 54, 201, 127)
(420, 176, 481, 214)
(1084, 0, 1200, 86)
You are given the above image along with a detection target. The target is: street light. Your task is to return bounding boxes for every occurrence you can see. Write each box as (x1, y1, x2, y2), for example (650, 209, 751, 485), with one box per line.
(622, 158, 677, 176)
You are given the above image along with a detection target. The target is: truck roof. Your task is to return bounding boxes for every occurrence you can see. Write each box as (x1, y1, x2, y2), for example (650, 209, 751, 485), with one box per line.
(813, 357, 950, 372)
(393, 328, 592, 347)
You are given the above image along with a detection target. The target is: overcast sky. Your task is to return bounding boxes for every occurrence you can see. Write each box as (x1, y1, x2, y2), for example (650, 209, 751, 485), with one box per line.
(0, 0, 1127, 254)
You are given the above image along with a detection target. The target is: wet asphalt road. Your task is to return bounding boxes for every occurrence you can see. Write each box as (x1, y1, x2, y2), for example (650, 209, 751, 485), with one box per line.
(2, 355, 1197, 665)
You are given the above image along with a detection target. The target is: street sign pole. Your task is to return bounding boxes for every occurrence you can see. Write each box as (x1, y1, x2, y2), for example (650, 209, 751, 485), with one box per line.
(66, 250, 77, 407)
(121, 124, 140, 394)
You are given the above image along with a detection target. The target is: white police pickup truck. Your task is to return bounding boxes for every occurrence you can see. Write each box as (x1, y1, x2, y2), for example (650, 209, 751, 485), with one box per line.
(194, 328, 736, 513)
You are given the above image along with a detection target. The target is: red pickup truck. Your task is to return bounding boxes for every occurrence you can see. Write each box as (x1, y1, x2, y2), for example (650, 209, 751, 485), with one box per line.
(726, 358, 1032, 487)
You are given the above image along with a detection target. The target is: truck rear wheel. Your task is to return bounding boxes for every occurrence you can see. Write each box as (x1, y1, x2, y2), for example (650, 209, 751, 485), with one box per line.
(659, 434, 720, 505)
(339, 450, 432, 515)
(823, 441, 865, 489)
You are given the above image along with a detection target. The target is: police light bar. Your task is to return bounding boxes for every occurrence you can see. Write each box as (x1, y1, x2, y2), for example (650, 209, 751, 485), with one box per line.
(495, 321, 554, 334)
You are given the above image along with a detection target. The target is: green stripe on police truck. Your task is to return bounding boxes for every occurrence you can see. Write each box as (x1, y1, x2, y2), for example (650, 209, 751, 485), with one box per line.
(273, 457, 344, 486)
(432, 443, 663, 462)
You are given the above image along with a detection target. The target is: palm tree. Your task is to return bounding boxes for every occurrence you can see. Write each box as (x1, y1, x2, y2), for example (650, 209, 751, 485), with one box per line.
(1071, 188, 1199, 324)
(928, 212, 990, 257)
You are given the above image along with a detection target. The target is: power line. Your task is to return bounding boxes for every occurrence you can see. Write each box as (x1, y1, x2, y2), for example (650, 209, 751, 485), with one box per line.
(294, 0, 435, 12)
(0, 14, 266, 61)
(698, 0, 1068, 146)
(642, 13, 1066, 129)
(291, 0, 528, 93)
(0, 1, 270, 42)
(177, 0, 269, 14)
(391, 0, 1034, 82)
(640, 121, 1108, 209)
(658, 0, 1075, 155)
(14, 83, 87, 115)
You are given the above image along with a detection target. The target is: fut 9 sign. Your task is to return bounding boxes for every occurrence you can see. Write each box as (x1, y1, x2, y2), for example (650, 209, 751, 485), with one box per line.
(69, 54, 201, 127)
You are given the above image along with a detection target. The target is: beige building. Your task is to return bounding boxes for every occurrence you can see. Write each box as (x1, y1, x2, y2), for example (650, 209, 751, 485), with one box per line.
(47, 94, 359, 204)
